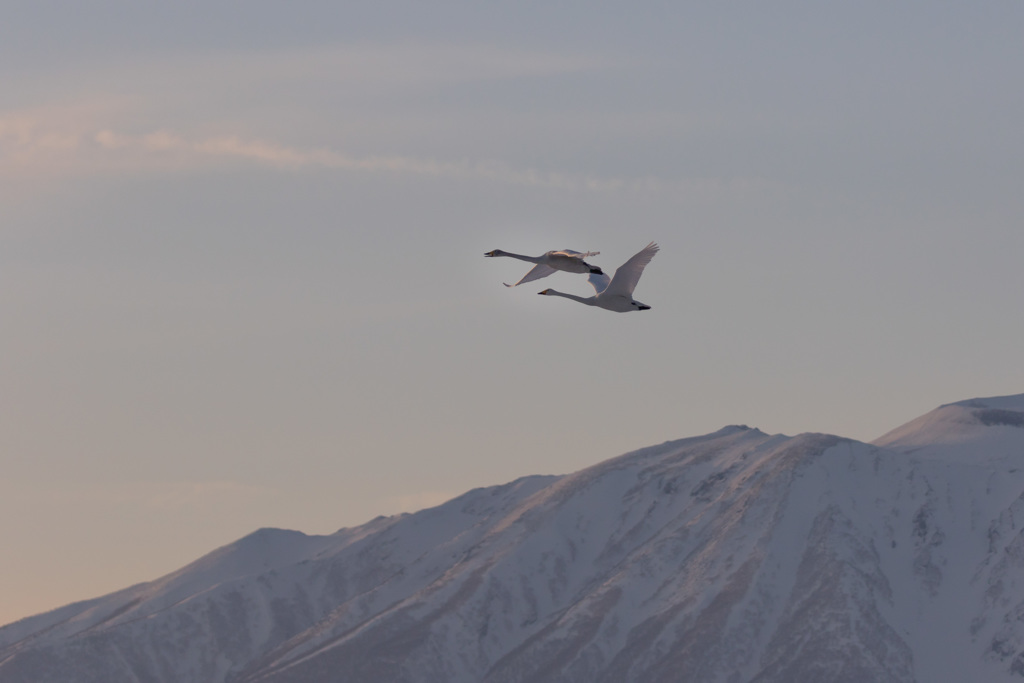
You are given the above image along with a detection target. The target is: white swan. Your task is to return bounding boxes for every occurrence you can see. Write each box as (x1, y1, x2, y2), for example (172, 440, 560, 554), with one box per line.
(537, 242, 659, 312)
(484, 248, 604, 288)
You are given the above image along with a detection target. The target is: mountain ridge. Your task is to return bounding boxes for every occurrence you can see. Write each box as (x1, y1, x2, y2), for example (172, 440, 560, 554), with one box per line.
(3, 395, 1024, 682)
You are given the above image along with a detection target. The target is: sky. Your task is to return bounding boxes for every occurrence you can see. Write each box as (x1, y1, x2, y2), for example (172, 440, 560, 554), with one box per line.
(2, 1, 1023, 626)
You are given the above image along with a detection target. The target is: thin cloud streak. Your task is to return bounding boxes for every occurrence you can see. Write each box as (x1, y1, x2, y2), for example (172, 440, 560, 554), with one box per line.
(1, 118, 783, 200)
(182, 132, 784, 197)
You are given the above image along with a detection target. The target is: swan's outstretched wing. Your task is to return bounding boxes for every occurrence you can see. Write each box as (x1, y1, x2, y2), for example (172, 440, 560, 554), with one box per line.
(602, 242, 659, 297)
(587, 271, 611, 294)
(547, 250, 602, 274)
(504, 263, 557, 287)
(553, 249, 599, 259)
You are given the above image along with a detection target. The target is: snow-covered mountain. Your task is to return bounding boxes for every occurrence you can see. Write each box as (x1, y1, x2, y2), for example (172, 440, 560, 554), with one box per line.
(3, 394, 1024, 682)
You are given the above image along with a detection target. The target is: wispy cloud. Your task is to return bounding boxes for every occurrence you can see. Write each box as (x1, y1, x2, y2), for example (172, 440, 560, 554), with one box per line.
(0, 115, 83, 174)
(1, 117, 780, 200)
(2, 42, 785, 199)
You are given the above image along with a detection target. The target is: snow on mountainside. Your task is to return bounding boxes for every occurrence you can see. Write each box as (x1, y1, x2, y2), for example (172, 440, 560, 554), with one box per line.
(875, 394, 1024, 453)
(3, 394, 1024, 682)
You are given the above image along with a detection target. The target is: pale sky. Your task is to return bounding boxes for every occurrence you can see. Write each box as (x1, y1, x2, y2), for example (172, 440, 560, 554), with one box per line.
(3, 2, 1023, 626)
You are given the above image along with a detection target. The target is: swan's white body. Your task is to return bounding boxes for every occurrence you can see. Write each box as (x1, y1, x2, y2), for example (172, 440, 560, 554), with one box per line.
(538, 242, 659, 312)
(484, 248, 603, 287)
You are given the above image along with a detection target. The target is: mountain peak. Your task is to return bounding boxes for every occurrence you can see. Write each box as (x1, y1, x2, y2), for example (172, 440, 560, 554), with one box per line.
(946, 394, 1024, 427)
(872, 392, 1024, 454)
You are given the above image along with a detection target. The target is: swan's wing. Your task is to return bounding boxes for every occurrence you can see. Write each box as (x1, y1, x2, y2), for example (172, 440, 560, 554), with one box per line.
(504, 263, 557, 287)
(587, 271, 611, 294)
(602, 242, 659, 297)
(553, 249, 600, 259)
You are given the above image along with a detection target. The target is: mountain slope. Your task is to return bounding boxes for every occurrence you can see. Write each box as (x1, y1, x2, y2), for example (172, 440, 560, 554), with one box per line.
(3, 394, 1024, 682)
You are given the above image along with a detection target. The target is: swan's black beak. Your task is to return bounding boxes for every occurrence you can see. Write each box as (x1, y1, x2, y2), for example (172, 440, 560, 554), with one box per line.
(538, 289, 550, 295)
(638, 305, 651, 311)
(484, 250, 496, 257)
(589, 266, 604, 274)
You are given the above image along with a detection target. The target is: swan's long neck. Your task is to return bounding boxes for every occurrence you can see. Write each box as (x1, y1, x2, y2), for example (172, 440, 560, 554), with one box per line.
(542, 289, 596, 306)
(493, 250, 541, 264)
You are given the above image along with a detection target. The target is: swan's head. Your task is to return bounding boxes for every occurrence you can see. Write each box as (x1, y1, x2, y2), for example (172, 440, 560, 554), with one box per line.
(588, 265, 604, 275)
(537, 289, 552, 295)
(635, 302, 651, 311)
(484, 249, 503, 257)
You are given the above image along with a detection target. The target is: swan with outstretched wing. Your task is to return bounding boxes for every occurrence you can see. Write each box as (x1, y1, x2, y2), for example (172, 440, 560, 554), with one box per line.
(484, 248, 603, 288)
(538, 242, 659, 312)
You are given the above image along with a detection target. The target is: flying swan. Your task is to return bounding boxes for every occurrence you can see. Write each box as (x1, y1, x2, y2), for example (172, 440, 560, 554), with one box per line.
(484, 248, 604, 288)
(537, 242, 659, 312)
